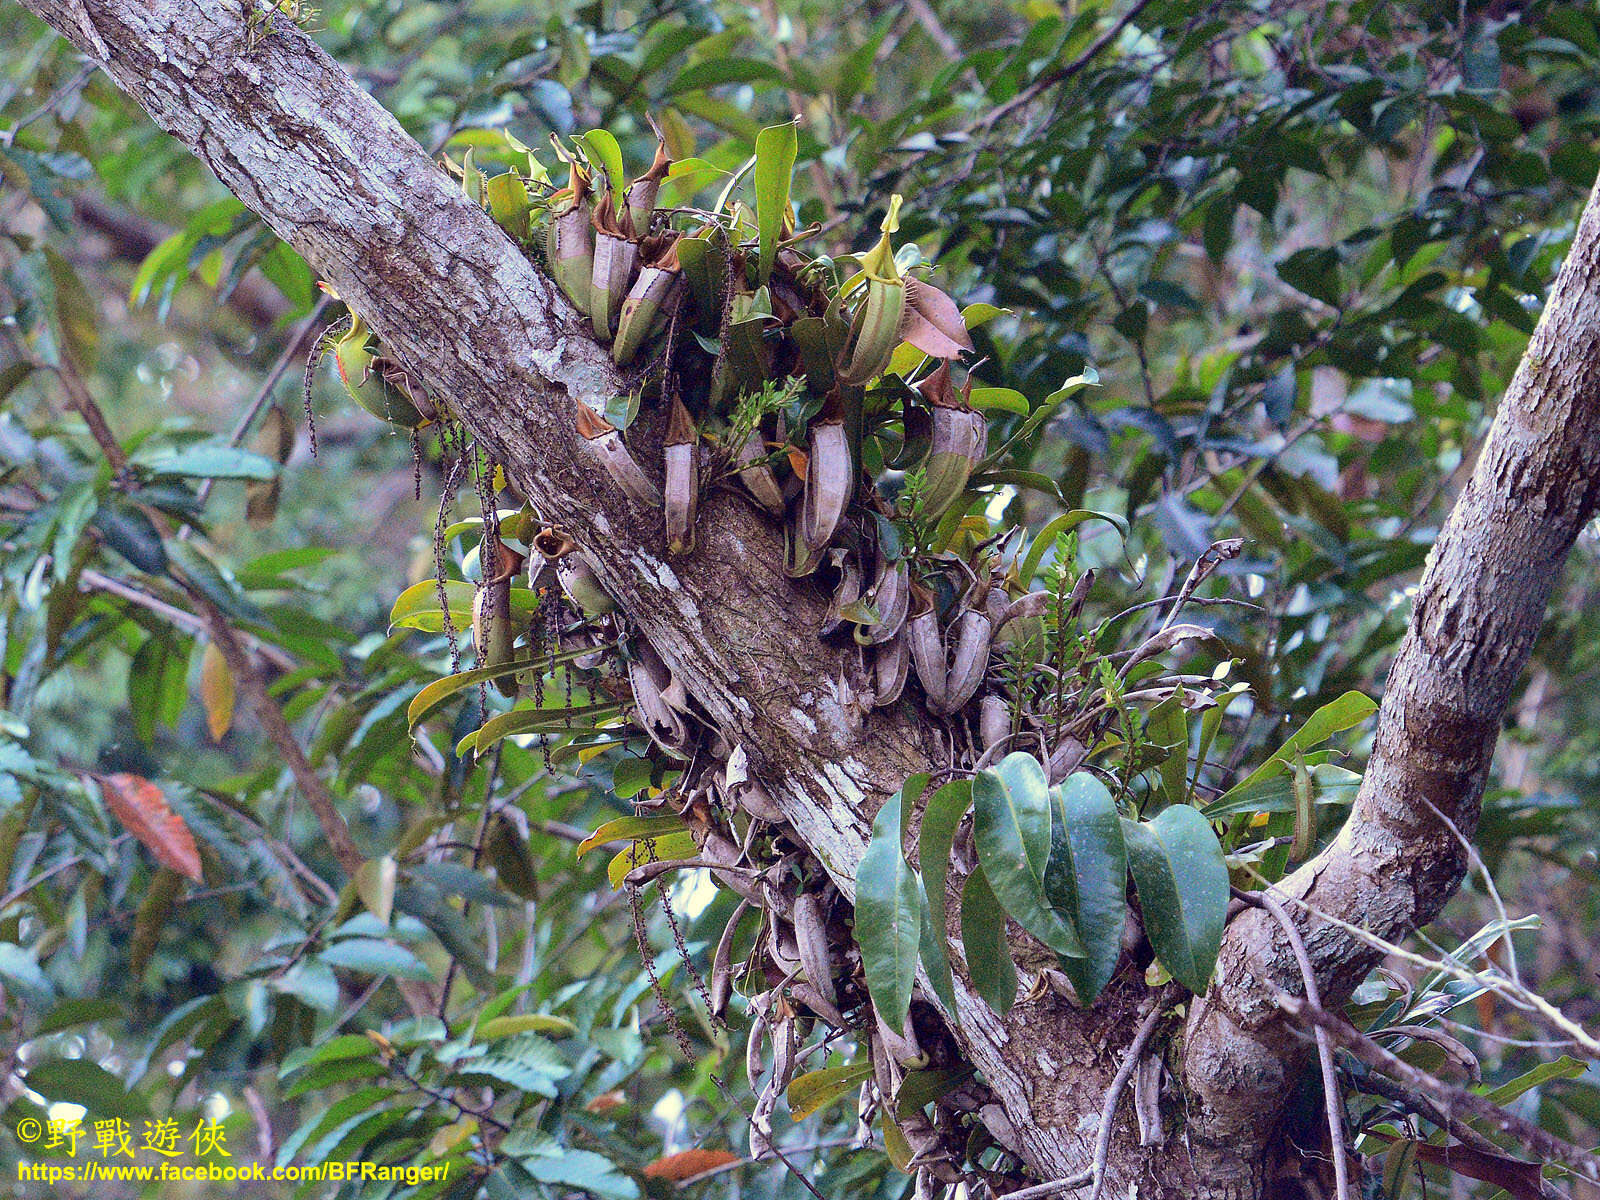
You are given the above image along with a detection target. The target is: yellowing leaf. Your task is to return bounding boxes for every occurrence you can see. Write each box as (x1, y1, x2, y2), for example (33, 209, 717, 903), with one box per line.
(97, 773, 203, 882)
(199, 641, 236, 742)
(606, 831, 697, 887)
(354, 856, 397, 925)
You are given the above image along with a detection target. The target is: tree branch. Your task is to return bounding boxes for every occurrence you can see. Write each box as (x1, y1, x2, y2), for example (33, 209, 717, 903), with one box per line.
(1183, 171, 1600, 1193)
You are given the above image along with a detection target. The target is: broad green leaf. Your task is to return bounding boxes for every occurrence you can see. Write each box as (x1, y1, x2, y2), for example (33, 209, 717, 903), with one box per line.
(1122, 806, 1228, 994)
(317, 937, 434, 980)
(0, 943, 54, 1004)
(896, 1067, 973, 1118)
(968, 387, 1030, 416)
(132, 442, 279, 481)
(987, 368, 1099, 465)
(578, 129, 626, 203)
(973, 752, 1083, 957)
(856, 781, 924, 1033)
(1214, 692, 1376, 809)
(32, 998, 123, 1038)
(523, 1149, 638, 1200)
(787, 1061, 874, 1120)
(354, 856, 396, 925)
(389, 579, 541, 634)
(753, 121, 797, 284)
(478, 1014, 578, 1039)
(1045, 774, 1128, 1005)
(917, 779, 971, 1019)
(24, 1058, 148, 1120)
(1146, 692, 1190, 807)
(960, 867, 1017, 1015)
(1200, 762, 1361, 819)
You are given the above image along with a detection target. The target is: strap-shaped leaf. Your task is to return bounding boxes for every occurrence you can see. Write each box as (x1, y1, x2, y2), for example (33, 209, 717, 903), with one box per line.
(577, 814, 686, 858)
(753, 120, 797, 285)
(1122, 805, 1229, 995)
(389, 578, 540, 633)
(959, 866, 1017, 1015)
(973, 752, 1083, 957)
(1044, 774, 1128, 1005)
(917, 779, 971, 1020)
(856, 779, 925, 1034)
(787, 1062, 874, 1121)
(456, 702, 623, 758)
(1212, 691, 1376, 809)
(606, 831, 698, 888)
(408, 642, 614, 728)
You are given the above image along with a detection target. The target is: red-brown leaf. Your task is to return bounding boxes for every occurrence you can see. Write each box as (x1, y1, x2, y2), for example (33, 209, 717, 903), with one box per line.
(642, 1149, 740, 1182)
(97, 773, 202, 882)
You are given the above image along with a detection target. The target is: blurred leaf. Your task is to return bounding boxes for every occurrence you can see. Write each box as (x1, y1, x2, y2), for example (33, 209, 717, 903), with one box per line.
(97, 773, 202, 882)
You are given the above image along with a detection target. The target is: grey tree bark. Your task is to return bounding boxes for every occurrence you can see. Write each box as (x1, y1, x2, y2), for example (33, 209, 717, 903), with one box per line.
(15, 0, 1600, 1195)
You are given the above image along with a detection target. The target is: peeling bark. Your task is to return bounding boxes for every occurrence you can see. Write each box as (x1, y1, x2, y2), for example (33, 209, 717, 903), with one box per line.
(16, 1, 1600, 1195)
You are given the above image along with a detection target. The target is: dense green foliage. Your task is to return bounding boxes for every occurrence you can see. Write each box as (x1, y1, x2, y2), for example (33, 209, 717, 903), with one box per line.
(2, 1, 1599, 1197)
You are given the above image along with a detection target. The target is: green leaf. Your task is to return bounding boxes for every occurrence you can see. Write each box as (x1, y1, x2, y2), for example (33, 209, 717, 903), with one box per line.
(44, 247, 98, 371)
(132, 442, 279, 482)
(1122, 806, 1228, 994)
(577, 814, 685, 857)
(672, 58, 785, 94)
(1201, 762, 1360, 820)
(1044, 775, 1128, 1005)
(0, 943, 54, 1004)
(24, 1058, 148, 1120)
(1213, 692, 1376, 810)
(917, 780, 971, 1020)
(389, 579, 542, 634)
(457, 701, 623, 757)
(577, 129, 626, 204)
(753, 121, 797, 285)
(1483, 1056, 1587, 1105)
(1019, 510, 1128, 584)
(787, 1062, 874, 1120)
(317, 937, 434, 980)
(968, 387, 1030, 416)
(1146, 692, 1190, 807)
(478, 1013, 578, 1039)
(856, 781, 924, 1033)
(32, 998, 124, 1038)
(522, 1149, 638, 1200)
(407, 642, 603, 727)
(972, 752, 1083, 957)
(896, 1067, 973, 1119)
(960, 867, 1017, 1015)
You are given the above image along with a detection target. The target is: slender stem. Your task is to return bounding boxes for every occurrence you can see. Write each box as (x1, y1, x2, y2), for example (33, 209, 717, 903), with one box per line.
(1233, 888, 1349, 1200)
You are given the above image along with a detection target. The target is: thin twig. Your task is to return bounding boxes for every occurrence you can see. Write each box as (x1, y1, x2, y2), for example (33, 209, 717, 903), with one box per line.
(0, 60, 96, 147)
(1277, 994, 1600, 1183)
(1233, 887, 1350, 1200)
(1086, 984, 1175, 1200)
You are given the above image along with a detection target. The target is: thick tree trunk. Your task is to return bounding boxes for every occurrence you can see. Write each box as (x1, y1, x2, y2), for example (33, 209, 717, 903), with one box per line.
(15, 1, 1600, 1194)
